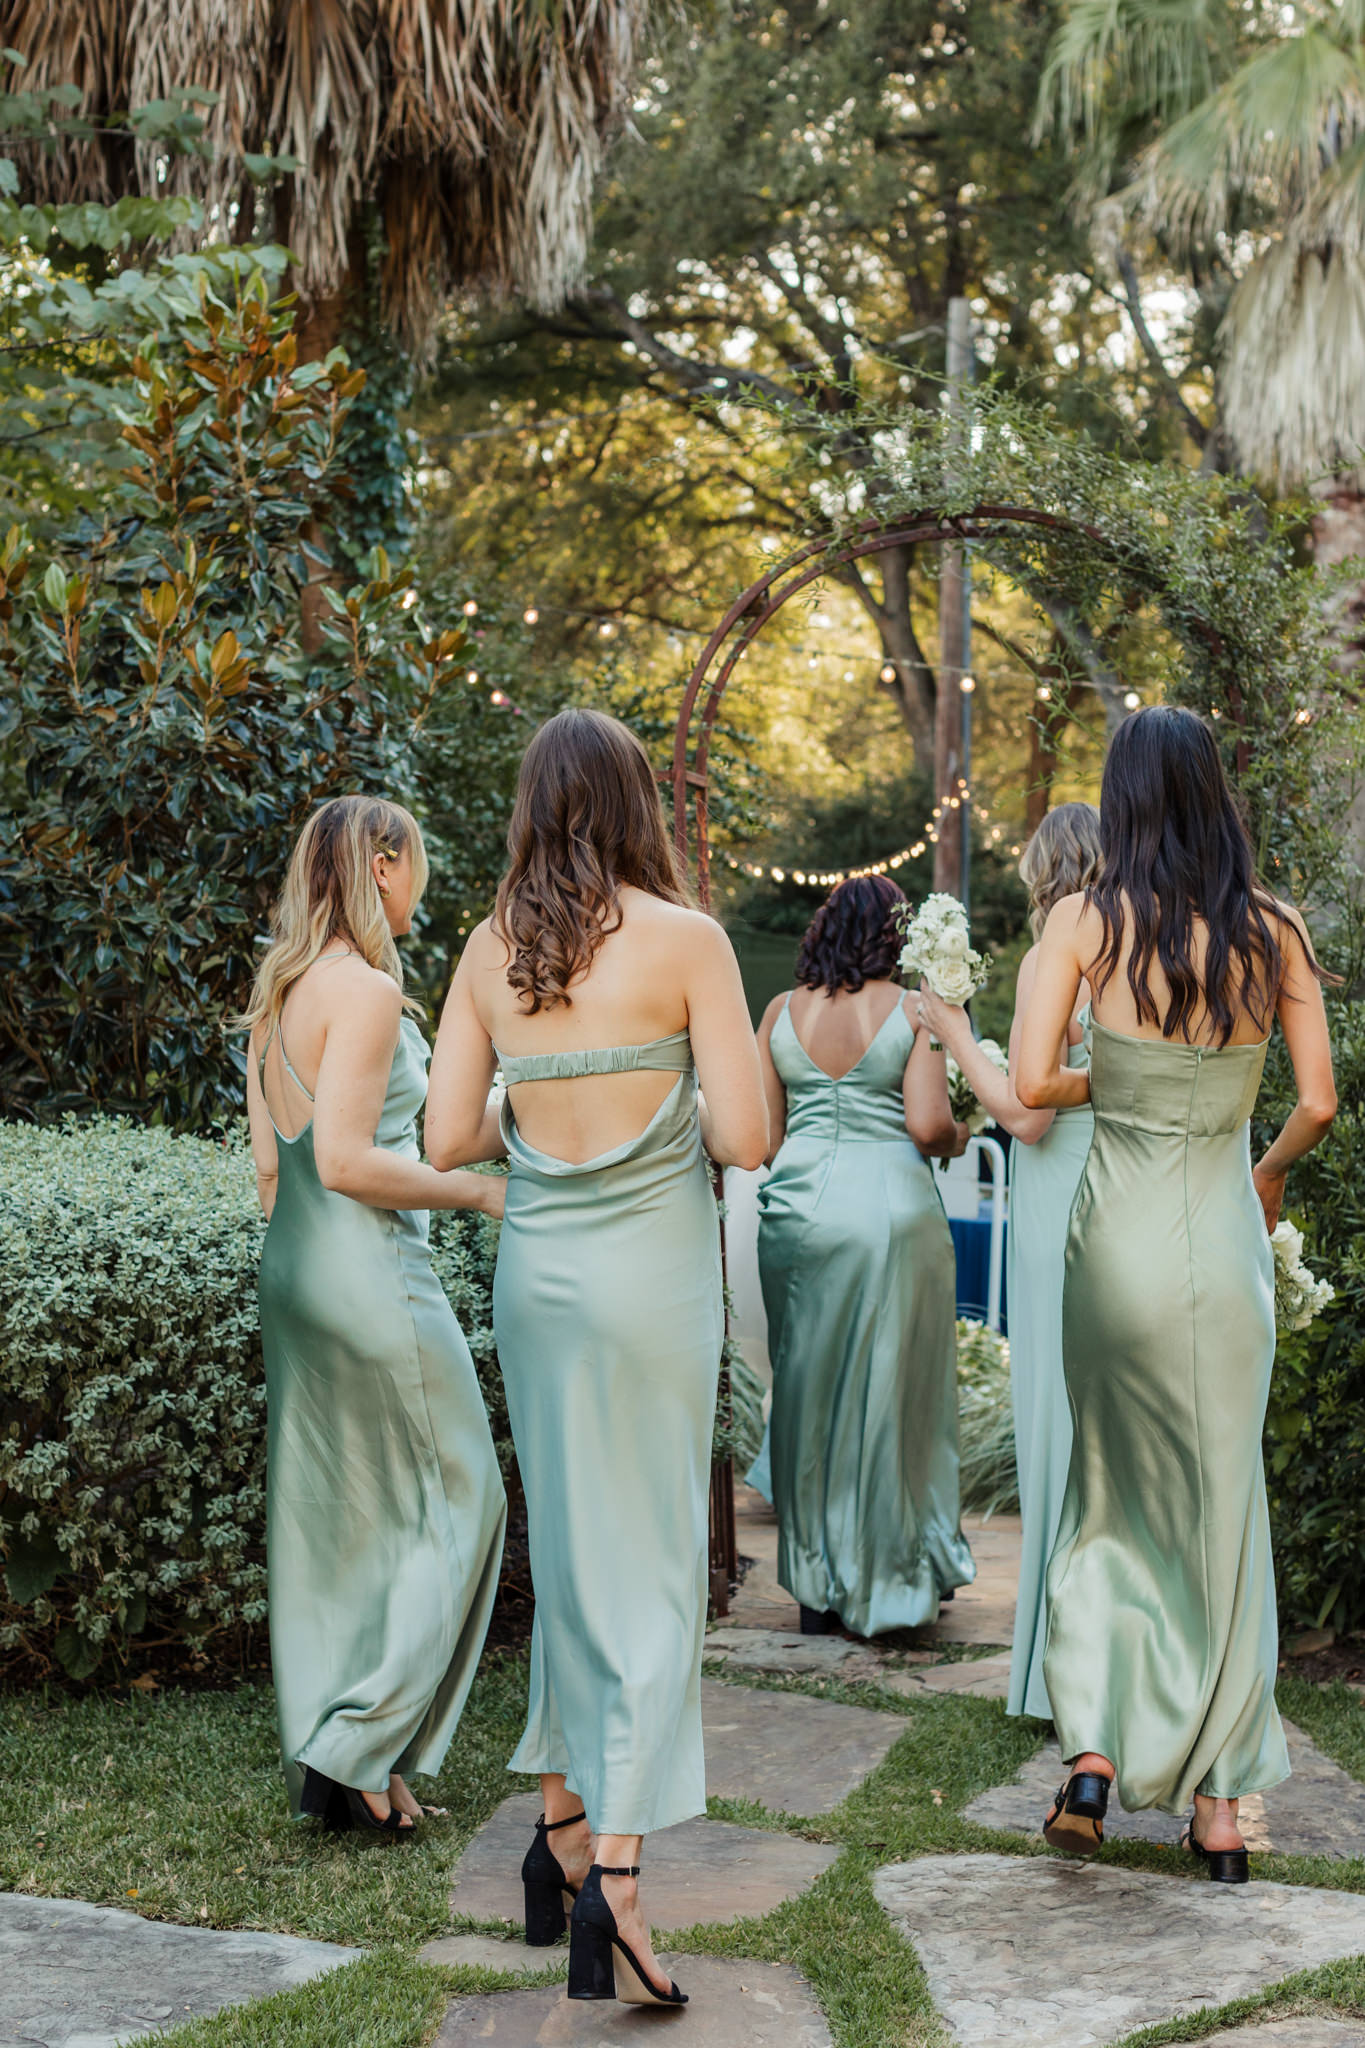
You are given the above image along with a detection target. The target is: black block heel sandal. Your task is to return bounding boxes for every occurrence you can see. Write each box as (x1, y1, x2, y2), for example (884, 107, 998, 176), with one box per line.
(567, 1865, 687, 2007)
(1042, 1770, 1111, 1856)
(1182, 1821, 1248, 1884)
(521, 1809, 587, 1945)
(799, 1605, 840, 1636)
(299, 1766, 351, 1833)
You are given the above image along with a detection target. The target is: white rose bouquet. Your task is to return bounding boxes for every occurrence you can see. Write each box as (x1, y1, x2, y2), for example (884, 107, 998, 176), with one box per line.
(1270, 1219, 1335, 1333)
(895, 892, 989, 1007)
(945, 1040, 1009, 1139)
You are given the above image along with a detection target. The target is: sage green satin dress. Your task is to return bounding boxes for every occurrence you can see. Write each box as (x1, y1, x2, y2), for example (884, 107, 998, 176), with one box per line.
(757, 996, 975, 1634)
(1006, 1026, 1093, 1721)
(1044, 1020, 1288, 1813)
(493, 1031, 723, 1836)
(257, 1016, 507, 1814)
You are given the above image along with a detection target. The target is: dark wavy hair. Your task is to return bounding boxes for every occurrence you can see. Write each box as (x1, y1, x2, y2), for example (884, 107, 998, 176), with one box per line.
(795, 874, 906, 995)
(1088, 705, 1298, 1045)
(495, 708, 690, 1013)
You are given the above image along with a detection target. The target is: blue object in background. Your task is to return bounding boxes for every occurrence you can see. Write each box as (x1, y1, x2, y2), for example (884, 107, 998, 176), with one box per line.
(950, 1215, 1009, 1333)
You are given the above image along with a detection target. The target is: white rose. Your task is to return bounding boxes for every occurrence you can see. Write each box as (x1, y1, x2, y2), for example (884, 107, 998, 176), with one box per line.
(938, 927, 970, 960)
(932, 958, 976, 1004)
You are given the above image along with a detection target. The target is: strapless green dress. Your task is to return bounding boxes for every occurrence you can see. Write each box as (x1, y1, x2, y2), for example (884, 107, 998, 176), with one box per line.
(757, 997, 974, 1634)
(1044, 1019, 1288, 1813)
(493, 1030, 723, 1836)
(257, 1015, 507, 1814)
(1006, 1026, 1093, 1721)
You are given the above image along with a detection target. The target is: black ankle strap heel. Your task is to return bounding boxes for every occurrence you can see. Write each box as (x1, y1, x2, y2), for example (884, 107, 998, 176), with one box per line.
(1042, 1769, 1111, 1856)
(1183, 1821, 1249, 1885)
(567, 1864, 687, 2008)
(522, 1810, 589, 1946)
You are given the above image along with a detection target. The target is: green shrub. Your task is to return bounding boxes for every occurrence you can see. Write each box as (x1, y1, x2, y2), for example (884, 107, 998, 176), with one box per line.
(956, 1318, 1019, 1516)
(1257, 998, 1365, 1636)
(0, 1115, 511, 1681)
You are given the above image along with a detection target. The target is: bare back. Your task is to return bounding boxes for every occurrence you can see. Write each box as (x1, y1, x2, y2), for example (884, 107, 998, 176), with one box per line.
(1078, 897, 1282, 1047)
(786, 980, 908, 1080)
(445, 885, 765, 1169)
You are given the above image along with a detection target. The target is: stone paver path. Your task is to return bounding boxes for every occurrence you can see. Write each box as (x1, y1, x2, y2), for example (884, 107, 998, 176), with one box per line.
(0, 1893, 354, 2048)
(443, 1790, 838, 1932)
(964, 1720, 1365, 1858)
(699, 1676, 903, 1812)
(872, 1853, 1365, 2048)
(433, 1958, 832, 2045)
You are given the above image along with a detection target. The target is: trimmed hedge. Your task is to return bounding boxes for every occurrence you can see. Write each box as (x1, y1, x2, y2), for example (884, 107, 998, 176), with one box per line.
(0, 1117, 510, 1681)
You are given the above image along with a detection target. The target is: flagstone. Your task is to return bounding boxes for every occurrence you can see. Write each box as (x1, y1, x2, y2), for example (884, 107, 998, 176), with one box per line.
(700, 1676, 905, 1813)
(418, 1933, 569, 1977)
(871, 1852, 1365, 2048)
(704, 1625, 895, 1679)
(433, 1956, 831, 2045)
(888, 1654, 1013, 1702)
(963, 1720, 1365, 1858)
(447, 1792, 839, 1933)
(0, 1892, 355, 2048)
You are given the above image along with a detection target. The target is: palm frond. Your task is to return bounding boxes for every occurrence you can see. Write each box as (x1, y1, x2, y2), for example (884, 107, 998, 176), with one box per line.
(1, 0, 651, 355)
(1035, 0, 1233, 143)
(1221, 241, 1365, 487)
(1134, 29, 1365, 248)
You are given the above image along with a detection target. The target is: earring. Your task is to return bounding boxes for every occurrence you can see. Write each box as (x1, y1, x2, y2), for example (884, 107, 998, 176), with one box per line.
(379, 883, 391, 898)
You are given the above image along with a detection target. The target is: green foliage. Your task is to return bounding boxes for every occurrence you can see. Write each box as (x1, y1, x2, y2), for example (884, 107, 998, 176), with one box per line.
(1257, 1000, 1365, 1636)
(956, 1317, 1019, 1516)
(0, 273, 476, 1129)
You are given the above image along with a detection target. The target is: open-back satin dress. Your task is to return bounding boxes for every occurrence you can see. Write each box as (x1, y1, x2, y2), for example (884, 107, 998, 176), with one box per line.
(1005, 1023, 1093, 1721)
(1043, 1019, 1288, 1813)
(493, 1030, 723, 1836)
(757, 995, 975, 1634)
(256, 1012, 507, 1813)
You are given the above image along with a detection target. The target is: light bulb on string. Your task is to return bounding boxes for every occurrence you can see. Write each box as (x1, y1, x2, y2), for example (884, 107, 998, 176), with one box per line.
(466, 669, 479, 684)
(1123, 690, 1141, 711)
(462, 599, 479, 617)
(959, 673, 975, 694)
(599, 620, 616, 638)
(1036, 685, 1051, 702)
(523, 607, 539, 625)
(880, 663, 897, 683)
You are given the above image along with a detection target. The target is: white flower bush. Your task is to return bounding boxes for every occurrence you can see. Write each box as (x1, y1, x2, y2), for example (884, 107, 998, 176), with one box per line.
(1271, 1219, 1335, 1333)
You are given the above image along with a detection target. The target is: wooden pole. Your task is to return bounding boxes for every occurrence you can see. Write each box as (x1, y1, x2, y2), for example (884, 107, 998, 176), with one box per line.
(936, 297, 974, 898)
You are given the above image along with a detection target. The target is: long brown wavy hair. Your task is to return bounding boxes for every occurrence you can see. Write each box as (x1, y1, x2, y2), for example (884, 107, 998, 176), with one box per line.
(495, 708, 691, 1012)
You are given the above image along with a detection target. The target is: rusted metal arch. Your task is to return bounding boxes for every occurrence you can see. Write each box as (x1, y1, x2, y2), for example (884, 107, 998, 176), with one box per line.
(681, 499, 1248, 1614)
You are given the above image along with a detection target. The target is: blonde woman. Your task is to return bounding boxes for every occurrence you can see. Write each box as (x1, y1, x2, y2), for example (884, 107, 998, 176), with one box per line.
(917, 801, 1102, 1719)
(243, 795, 507, 1838)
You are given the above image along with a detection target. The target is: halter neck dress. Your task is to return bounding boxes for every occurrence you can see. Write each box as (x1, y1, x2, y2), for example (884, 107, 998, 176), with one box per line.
(757, 994, 975, 1633)
(1006, 1012, 1093, 1720)
(492, 1028, 723, 1835)
(256, 1007, 506, 1813)
(1044, 1019, 1288, 1813)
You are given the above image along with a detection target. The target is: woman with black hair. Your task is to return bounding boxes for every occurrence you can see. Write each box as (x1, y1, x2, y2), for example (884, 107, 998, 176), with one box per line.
(1018, 705, 1336, 1882)
(755, 875, 976, 1637)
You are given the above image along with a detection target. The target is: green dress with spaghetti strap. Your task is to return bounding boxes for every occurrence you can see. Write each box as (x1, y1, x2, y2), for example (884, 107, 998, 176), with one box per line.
(492, 1029, 723, 1836)
(1005, 1016, 1093, 1720)
(757, 995, 975, 1634)
(1043, 1020, 1288, 1813)
(256, 1008, 506, 1812)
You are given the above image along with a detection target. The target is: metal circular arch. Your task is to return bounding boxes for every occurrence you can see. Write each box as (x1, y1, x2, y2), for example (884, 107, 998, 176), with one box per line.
(669, 503, 1240, 906)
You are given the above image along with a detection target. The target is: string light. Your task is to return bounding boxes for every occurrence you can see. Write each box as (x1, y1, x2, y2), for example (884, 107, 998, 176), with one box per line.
(462, 599, 479, 617)
(879, 663, 897, 683)
(1294, 707, 1312, 725)
(466, 668, 480, 684)
(1123, 690, 1140, 710)
(960, 673, 976, 694)
(522, 607, 539, 624)
(1036, 684, 1052, 702)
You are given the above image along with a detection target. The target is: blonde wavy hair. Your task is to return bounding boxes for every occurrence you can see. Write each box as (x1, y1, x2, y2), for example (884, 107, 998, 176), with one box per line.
(1019, 802, 1103, 939)
(239, 794, 428, 1034)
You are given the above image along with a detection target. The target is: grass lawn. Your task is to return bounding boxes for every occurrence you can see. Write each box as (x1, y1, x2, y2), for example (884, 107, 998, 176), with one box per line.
(3, 1661, 1364, 2047)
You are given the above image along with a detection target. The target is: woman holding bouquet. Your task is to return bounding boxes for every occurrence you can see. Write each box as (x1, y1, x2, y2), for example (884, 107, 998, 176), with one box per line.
(1017, 707, 1336, 1880)
(918, 802, 1102, 1721)
(755, 875, 975, 1638)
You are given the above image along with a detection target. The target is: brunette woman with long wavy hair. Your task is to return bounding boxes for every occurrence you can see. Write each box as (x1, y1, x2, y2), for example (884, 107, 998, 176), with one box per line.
(427, 709, 766, 2008)
(1017, 707, 1336, 1881)
(754, 874, 974, 1640)
(243, 796, 506, 1839)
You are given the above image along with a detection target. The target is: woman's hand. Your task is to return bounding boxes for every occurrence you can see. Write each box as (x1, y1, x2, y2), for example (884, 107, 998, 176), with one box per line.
(915, 984, 972, 1053)
(1253, 1159, 1286, 1235)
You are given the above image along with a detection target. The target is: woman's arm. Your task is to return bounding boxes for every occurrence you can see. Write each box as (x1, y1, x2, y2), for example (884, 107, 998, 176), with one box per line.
(312, 968, 502, 1215)
(1016, 898, 1094, 1111)
(245, 1041, 279, 1222)
(426, 924, 507, 1171)
(1253, 909, 1337, 1230)
(685, 917, 769, 1171)
(917, 948, 1058, 1145)
(903, 1003, 969, 1156)
(755, 993, 789, 1166)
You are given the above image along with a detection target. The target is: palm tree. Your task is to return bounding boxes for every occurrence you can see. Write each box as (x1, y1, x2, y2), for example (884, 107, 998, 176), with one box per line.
(1039, 0, 1365, 617)
(0, 0, 649, 359)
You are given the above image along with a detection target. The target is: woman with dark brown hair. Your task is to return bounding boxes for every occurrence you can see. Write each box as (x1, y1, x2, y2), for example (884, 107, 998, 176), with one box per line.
(755, 875, 975, 1639)
(426, 708, 767, 2008)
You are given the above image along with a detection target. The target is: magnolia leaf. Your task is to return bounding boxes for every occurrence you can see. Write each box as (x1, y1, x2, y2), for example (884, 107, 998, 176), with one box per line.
(4, 1525, 65, 1604)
